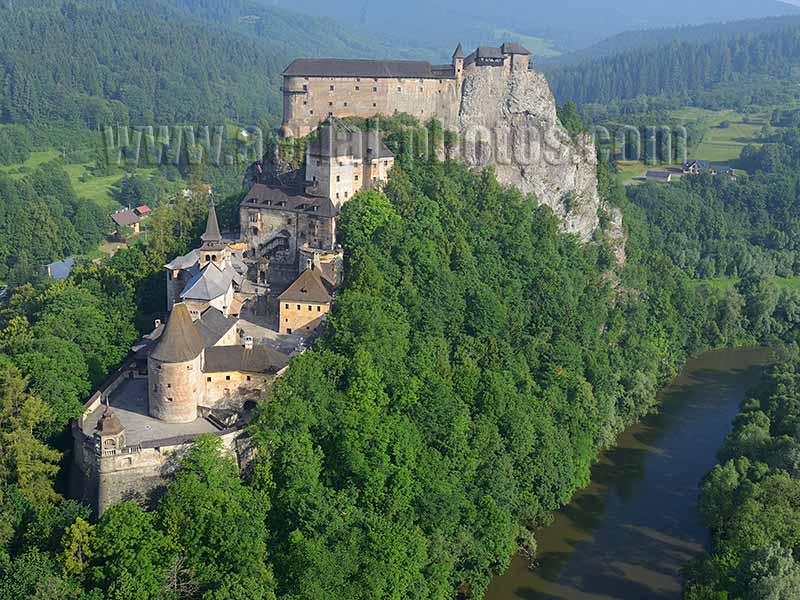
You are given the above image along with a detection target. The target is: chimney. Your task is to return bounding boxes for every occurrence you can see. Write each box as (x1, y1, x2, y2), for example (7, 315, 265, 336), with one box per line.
(154, 319, 162, 329)
(313, 252, 323, 273)
(244, 336, 254, 350)
(305, 258, 313, 272)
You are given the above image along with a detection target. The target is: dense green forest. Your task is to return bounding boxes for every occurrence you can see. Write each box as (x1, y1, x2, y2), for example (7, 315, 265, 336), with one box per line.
(3, 109, 800, 598)
(0, 166, 107, 283)
(548, 25, 800, 109)
(0, 0, 390, 130)
(682, 355, 800, 598)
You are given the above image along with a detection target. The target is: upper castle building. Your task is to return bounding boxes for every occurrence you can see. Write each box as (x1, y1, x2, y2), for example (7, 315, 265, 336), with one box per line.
(280, 42, 530, 137)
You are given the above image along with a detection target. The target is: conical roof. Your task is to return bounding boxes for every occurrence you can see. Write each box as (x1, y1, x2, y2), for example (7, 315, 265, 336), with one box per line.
(96, 406, 124, 436)
(453, 43, 464, 59)
(201, 200, 222, 244)
(150, 303, 205, 363)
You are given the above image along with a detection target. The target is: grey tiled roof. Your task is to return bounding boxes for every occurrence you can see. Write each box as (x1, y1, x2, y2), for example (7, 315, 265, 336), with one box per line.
(501, 43, 531, 55)
(283, 58, 453, 79)
(180, 262, 235, 302)
(204, 345, 290, 374)
(195, 307, 238, 348)
(165, 249, 199, 271)
(242, 184, 338, 218)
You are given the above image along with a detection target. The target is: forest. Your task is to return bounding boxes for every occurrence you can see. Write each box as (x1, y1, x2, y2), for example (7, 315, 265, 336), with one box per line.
(547, 25, 800, 109)
(682, 355, 800, 598)
(2, 107, 800, 597)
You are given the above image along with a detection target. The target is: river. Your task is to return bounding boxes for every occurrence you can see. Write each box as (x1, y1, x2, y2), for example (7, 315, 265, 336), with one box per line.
(485, 347, 773, 600)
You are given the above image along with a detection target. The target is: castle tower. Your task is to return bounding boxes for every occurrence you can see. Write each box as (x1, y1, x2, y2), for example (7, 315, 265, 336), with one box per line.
(95, 406, 126, 455)
(453, 43, 464, 96)
(199, 200, 228, 270)
(147, 303, 205, 423)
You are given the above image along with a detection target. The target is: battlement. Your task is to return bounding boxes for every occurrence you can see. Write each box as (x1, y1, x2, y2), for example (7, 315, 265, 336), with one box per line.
(280, 42, 530, 138)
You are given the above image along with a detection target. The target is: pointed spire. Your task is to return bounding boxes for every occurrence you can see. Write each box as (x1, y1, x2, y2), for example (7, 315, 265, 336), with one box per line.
(150, 303, 205, 363)
(453, 43, 464, 60)
(201, 199, 222, 244)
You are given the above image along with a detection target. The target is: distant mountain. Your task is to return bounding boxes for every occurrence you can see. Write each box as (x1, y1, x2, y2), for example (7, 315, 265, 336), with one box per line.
(547, 15, 800, 66)
(263, 0, 800, 56)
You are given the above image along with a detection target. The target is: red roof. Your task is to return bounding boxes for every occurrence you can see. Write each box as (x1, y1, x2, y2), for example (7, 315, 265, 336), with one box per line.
(135, 205, 151, 215)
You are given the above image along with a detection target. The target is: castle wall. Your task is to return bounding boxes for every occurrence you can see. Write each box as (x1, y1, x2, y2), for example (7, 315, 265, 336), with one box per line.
(148, 353, 204, 423)
(240, 206, 335, 264)
(74, 426, 244, 514)
(283, 75, 460, 138)
(280, 300, 330, 335)
(203, 372, 271, 408)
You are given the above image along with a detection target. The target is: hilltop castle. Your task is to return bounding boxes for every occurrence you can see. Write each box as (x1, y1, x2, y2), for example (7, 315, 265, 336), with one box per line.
(280, 43, 531, 137)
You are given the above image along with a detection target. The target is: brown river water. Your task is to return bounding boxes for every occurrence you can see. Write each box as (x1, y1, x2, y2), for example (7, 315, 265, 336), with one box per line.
(484, 347, 773, 600)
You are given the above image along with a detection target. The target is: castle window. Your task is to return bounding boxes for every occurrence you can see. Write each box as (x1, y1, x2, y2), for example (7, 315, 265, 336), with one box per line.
(373, 103, 377, 107)
(226, 375, 231, 381)
(397, 87, 401, 92)
(296, 305, 301, 310)
(247, 376, 251, 381)
(206, 255, 211, 261)
(285, 304, 289, 309)
(344, 102, 348, 107)
(167, 398, 173, 403)
(354, 175, 359, 181)
(336, 175, 340, 182)
(317, 306, 321, 312)
(308, 305, 312, 311)
(420, 87, 423, 92)
(303, 84, 307, 91)
(330, 85, 334, 91)
(310, 110, 314, 115)
(329, 102, 333, 107)
(373, 87, 377, 92)
(357, 77, 361, 82)
(336, 192, 340, 199)
(355, 86, 360, 91)
(167, 384, 171, 389)
(303, 101, 307, 105)
(345, 191, 348, 198)
(207, 377, 212, 382)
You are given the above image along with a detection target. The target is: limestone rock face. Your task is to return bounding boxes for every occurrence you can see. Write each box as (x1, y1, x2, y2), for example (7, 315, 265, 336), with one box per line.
(457, 67, 605, 244)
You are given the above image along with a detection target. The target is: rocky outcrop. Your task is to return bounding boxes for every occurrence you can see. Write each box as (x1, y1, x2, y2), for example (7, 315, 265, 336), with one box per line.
(456, 67, 615, 249)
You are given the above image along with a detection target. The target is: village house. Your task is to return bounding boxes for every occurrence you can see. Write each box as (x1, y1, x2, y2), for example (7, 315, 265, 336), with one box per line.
(111, 205, 152, 237)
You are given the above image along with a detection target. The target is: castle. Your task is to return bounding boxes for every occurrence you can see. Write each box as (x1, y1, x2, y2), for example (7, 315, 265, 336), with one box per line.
(280, 43, 531, 137)
(73, 43, 536, 514)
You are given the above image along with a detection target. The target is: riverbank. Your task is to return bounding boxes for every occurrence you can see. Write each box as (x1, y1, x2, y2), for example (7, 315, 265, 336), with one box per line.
(485, 347, 773, 600)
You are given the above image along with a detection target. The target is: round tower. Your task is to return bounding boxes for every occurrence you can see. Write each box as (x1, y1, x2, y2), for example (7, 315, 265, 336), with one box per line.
(147, 303, 205, 423)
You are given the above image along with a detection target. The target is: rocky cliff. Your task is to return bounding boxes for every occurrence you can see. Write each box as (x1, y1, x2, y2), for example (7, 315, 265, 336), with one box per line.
(456, 67, 624, 260)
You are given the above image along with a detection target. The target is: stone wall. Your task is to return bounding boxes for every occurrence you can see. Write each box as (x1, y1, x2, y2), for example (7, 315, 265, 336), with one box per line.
(283, 75, 460, 138)
(203, 371, 271, 409)
(279, 300, 329, 335)
(73, 425, 245, 514)
(239, 205, 335, 265)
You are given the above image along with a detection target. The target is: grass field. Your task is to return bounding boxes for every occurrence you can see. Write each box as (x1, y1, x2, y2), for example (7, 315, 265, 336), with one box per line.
(672, 107, 768, 163)
(0, 150, 162, 209)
